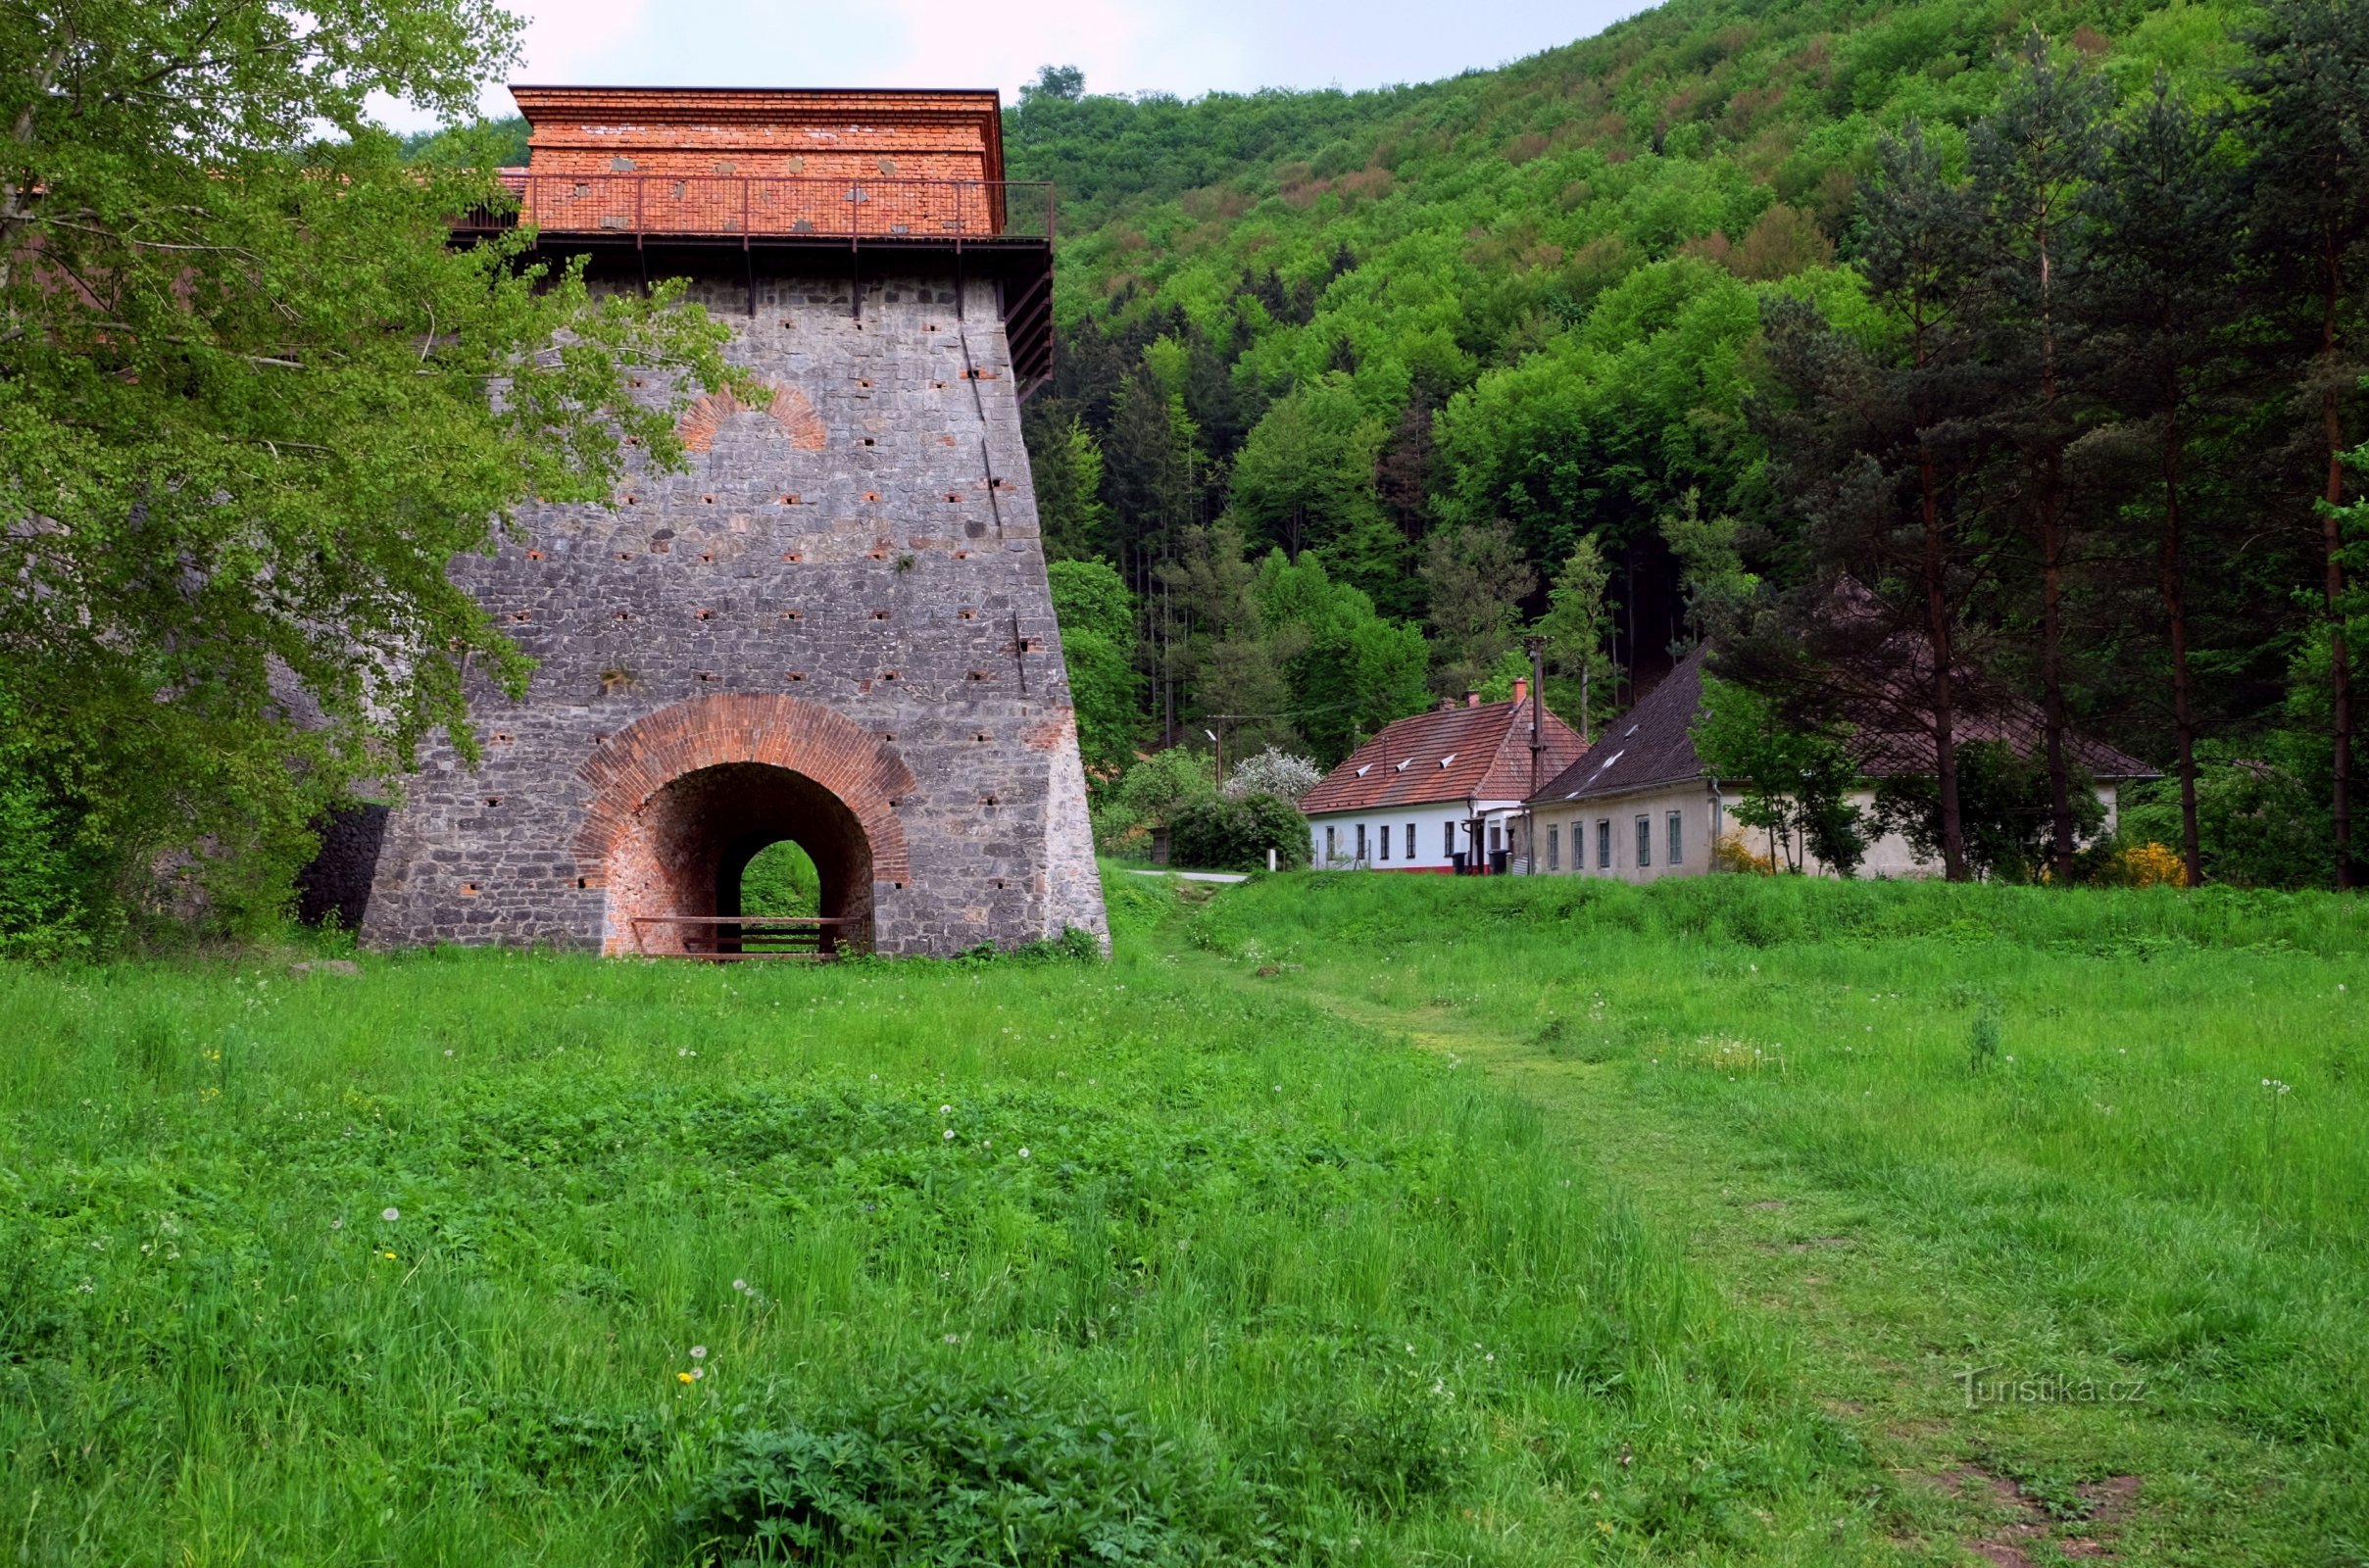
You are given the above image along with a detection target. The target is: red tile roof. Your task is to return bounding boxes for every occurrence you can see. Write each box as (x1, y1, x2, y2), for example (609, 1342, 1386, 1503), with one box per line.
(1302, 697, 1588, 814)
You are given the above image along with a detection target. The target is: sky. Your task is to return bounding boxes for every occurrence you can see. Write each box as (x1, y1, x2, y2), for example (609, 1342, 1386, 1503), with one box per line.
(377, 0, 1651, 130)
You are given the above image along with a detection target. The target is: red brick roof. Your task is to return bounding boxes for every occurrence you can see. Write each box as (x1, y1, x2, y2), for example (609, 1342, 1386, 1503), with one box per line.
(1301, 697, 1588, 814)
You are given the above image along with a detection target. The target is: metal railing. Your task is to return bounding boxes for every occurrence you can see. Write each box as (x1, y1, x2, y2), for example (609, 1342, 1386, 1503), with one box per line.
(462, 176, 1054, 242)
(629, 913, 852, 960)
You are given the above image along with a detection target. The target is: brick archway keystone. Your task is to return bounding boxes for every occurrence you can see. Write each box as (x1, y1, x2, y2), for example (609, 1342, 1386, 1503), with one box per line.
(573, 693, 913, 887)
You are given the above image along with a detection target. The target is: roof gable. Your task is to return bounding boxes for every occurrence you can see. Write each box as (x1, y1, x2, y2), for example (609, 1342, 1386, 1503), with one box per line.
(1302, 697, 1587, 813)
(1533, 647, 1709, 804)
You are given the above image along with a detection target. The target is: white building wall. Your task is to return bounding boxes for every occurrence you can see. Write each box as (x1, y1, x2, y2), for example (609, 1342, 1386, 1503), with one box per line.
(1532, 784, 1723, 884)
(1306, 800, 1529, 870)
(1532, 782, 2122, 880)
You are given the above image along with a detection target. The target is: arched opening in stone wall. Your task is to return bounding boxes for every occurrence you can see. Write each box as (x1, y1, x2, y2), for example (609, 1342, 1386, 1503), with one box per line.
(611, 762, 873, 956)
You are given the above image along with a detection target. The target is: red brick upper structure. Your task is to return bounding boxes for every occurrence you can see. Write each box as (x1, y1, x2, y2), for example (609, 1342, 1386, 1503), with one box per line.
(504, 87, 1023, 241)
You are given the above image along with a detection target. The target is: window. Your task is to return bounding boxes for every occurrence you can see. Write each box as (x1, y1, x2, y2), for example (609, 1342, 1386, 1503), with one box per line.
(1636, 815, 1653, 867)
(1379, 823, 1392, 861)
(1547, 825, 1560, 871)
(1667, 810, 1683, 866)
(1490, 821, 1504, 853)
(1444, 822, 1456, 857)
(1597, 819, 1611, 869)
(1407, 822, 1416, 861)
(1356, 823, 1368, 861)
(1325, 825, 1337, 864)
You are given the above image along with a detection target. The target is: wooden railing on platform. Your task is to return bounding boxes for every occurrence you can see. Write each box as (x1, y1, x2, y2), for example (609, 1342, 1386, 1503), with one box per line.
(628, 914, 850, 960)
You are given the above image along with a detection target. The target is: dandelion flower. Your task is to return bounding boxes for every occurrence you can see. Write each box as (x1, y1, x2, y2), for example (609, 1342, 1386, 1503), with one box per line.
(329, 1218, 343, 1230)
(1017, 1148, 1030, 1159)
(443, 1049, 455, 1057)
(382, 1250, 397, 1260)
(943, 1128, 956, 1141)
(677, 1371, 694, 1384)
(381, 1207, 400, 1222)
(944, 1333, 961, 1344)
(733, 1278, 748, 1292)
(692, 1365, 706, 1379)
(939, 1104, 952, 1115)
(691, 1346, 707, 1359)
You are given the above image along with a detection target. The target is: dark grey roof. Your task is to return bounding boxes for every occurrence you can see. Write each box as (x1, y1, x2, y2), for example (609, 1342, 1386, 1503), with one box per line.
(1529, 640, 2158, 806)
(1532, 646, 1710, 804)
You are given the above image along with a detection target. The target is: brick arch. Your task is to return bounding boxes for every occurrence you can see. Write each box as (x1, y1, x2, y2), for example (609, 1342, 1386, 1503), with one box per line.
(677, 376, 826, 454)
(573, 695, 914, 953)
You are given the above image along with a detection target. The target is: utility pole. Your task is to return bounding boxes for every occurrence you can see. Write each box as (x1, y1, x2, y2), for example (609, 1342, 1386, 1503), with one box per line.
(1526, 635, 1546, 874)
(1204, 725, 1223, 791)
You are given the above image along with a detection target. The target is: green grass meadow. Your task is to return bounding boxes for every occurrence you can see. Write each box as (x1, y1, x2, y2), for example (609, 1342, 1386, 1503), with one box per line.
(3, 871, 2363, 1564)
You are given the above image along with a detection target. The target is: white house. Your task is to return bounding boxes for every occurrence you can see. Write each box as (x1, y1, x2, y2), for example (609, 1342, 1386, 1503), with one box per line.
(1526, 645, 2156, 881)
(1299, 683, 1588, 872)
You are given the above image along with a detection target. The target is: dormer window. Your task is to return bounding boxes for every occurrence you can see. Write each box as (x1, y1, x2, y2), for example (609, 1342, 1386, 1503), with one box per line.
(1438, 753, 1456, 768)
(1395, 758, 1412, 771)
(1356, 763, 1373, 777)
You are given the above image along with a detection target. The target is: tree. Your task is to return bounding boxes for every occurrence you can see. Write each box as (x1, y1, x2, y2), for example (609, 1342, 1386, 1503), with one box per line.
(2236, 0, 2369, 890)
(1032, 416, 1113, 562)
(1693, 676, 1869, 876)
(1227, 376, 1397, 600)
(1024, 65, 1087, 104)
(1170, 792, 1309, 871)
(1534, 535, 1619, 742)
(1969, 31, 2111, 883)
(0, 0, 739, 944)
(1164, 523, 1303, 753)
(1047, 560, 1145, 778)
(1754, 122, 1989, 880)
(1875, 739, 2104, 882)
(1420, 519, 1536, 698)
(1657, 489, 1756, 646)
(1220, 747, 1323, 802)
(2087, 74, 2245, 887)
(1255, 549, 1430, 764)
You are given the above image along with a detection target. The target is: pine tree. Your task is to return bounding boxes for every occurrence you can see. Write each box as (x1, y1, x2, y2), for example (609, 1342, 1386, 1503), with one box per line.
(2088, 74, 2245, 886)
(1756, 123, 1991, 880)
(1969, 32, 2111, 881)
(2238, 0, 2369, 888)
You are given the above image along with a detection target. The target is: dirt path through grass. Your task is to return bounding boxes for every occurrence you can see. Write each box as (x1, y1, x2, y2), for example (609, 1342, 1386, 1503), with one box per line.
(1189, 956, 2321, 1566)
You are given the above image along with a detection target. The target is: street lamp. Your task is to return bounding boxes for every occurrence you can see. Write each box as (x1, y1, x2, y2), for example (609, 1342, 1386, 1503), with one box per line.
(1204, 727, 1222, 789)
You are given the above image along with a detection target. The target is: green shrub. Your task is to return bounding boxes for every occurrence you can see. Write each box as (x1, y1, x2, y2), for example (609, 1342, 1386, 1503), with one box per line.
(1170, 793, 1308, 871)
(675, 1370, 1271, 1566)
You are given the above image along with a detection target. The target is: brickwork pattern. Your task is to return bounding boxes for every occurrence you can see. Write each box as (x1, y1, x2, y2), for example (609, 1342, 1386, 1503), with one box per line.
(360, 269, 1108, 956)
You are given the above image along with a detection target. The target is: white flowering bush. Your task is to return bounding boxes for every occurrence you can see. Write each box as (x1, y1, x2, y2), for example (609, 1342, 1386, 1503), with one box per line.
(1221, 747, 1323, 803)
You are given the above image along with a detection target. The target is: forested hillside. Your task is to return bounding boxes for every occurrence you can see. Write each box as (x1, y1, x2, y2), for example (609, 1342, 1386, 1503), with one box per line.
(1005, 0, 2366, 890)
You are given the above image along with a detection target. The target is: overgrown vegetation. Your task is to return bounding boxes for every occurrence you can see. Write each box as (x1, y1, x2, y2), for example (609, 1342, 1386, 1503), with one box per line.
(0, 2, 747, 955)
(999, 0, 2368, 893)
(4, 871, 2361, 1560)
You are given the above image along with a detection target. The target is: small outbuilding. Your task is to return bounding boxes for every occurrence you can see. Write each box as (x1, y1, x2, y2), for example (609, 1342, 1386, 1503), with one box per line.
(1300, 682, 1587, 872)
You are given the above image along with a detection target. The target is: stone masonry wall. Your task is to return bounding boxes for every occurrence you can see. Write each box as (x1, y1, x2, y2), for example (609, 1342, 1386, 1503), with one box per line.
(360, 268, 1108, 956)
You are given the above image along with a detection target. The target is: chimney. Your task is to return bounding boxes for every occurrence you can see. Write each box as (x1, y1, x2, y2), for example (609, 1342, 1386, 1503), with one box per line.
(1465, 691, 1481, 709)
(1512, 677, 1529, 706)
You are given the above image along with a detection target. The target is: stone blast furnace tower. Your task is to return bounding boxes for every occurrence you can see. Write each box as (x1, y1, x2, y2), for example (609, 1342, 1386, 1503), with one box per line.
(358, 86, 1107, 957)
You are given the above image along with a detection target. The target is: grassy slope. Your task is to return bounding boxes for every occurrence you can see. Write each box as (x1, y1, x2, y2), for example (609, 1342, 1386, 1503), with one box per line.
(1, 885, 1874, 1566)
(1179, 873, 2368, 1564)
(4, 872, 2361, 1563)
